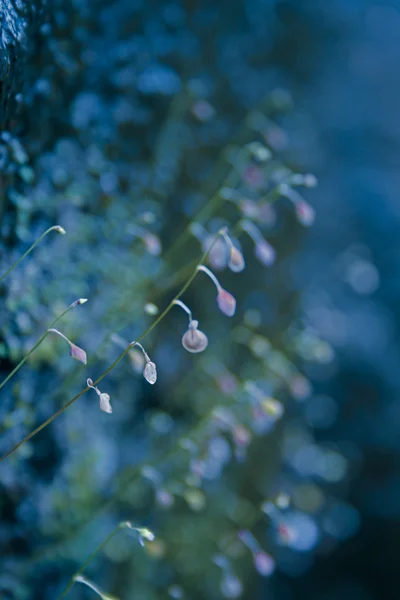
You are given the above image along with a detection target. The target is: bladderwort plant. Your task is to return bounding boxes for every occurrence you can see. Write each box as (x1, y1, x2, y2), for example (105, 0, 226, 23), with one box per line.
(0, 109, 333, 599)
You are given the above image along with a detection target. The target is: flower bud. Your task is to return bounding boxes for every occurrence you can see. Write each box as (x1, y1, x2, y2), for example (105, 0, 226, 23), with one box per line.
(69, 343, 87, 365)
(207, 236, 229, 270)
(228, 246, 245, 273)
(69, 298, 88, 308)
(295, 200, 315, 227)
(255, 240, 276, 267)
(182, 320, 208, 353)
(99, 393, 112, 414)
(253, 551, 276, 577)
(217, 288, 236, 317)
(144, 360, 157, 384)
(48, 328, 87, 365)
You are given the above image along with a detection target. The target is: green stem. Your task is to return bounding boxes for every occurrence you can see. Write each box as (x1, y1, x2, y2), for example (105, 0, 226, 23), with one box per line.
(0, 304, 74, 392)
(57, 522, 124, 599)
(0, 225, 65, 283)
(0, 232, 224, 463)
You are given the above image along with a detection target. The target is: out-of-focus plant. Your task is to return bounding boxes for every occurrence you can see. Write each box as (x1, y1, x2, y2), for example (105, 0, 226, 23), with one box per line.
(0, 1, 354, 599)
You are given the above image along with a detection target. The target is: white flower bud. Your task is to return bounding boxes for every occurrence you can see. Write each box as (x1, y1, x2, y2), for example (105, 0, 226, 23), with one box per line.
(144, 360, 157, 384)
(99, 393, 112, 414)
(182, 320, 208, 353)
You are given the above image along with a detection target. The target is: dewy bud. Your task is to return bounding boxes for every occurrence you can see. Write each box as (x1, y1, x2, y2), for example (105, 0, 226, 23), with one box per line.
(182, 320, 208, 353)
(217, 288, 236, 317)
(143, 360, 157, 385)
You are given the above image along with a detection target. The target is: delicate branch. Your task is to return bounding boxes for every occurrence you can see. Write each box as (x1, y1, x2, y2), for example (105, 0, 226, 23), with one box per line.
(57, 522, 124, 599)
(57, 521, 155, 599)
(0, 225, 65, 283)
(0, 299, 87, 392)
(0, 232, 226, 462)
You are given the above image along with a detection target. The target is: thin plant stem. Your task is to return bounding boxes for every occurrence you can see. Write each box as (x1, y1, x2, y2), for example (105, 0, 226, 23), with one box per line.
(0, 231, 225, 463)
(0, 305, 74, 392)
(196, 264, 222, 291)
(0, 225, 65, 283)
(172, 299, 192, 322)
(57, 522, 125, 599)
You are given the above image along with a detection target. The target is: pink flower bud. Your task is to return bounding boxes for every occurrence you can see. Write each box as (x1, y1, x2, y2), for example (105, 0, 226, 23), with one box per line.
(228, 246, 245, 273)
(255, 240, 276, 266)
(217, 288, 236, 317)
(99, 392, 112, 414)
(69, 343, 87, 365)
(144, 360, 157, 384)
(295, 200, 315, 227)
(253, 551, 276, 577)
(182, 320, 208, 353)
(48, 328, 87, 365)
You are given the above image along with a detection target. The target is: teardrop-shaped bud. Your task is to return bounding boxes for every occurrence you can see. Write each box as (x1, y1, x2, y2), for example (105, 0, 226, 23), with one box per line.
(217, 288, 236, 317)
(182, 320, 208, 353)
(255, 240, 276, 267)
(144, 361, 157, 384)
(207, 237, 229, 270)
(253, 551, 276, 577)
(69, 343, 87, 365)
(295, 201, 315, 227)
(228, 246, 245, 273)
(99, 393, 112, 414)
